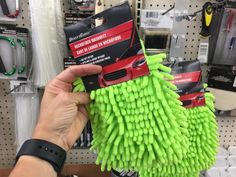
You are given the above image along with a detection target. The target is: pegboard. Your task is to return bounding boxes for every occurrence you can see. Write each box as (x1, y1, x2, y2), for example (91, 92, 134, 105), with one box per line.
(0, 0, 236, 169)
(137, 0, 215, 60)
(217, 117, 236, 149)
(0, 80, 15, 167)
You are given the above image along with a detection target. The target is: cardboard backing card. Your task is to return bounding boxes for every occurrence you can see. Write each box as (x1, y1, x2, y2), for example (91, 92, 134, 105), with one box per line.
(64, 2, 149, 92)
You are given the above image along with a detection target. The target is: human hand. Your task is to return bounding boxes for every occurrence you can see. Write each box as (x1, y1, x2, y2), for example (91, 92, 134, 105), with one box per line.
(32, 65, 102, 151)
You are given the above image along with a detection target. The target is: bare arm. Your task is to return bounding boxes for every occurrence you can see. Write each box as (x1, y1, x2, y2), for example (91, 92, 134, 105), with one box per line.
(9, 65, 102, 177)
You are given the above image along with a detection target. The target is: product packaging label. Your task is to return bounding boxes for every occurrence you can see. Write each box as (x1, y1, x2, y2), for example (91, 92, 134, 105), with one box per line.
(0, 23, 16, 35)
(140, 10, 174, 29)
(16, 27, 28, 37)
(166, 60, 206, 108)
(64, 2, 149, 92)
(65, 13, 90, 26)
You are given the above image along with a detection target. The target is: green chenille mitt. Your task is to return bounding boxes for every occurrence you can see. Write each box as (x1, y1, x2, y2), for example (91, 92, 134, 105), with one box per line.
(73, 54, 190, 171)
(139, 90, 219, 177)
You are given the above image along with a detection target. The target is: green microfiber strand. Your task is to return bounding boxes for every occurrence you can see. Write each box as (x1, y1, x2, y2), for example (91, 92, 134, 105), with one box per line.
(73, 54, 190, 171)
(138, 91, 219, 177)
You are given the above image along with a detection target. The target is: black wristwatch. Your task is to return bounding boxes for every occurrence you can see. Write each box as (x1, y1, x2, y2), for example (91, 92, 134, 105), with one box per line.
(15, 139, 67, 174)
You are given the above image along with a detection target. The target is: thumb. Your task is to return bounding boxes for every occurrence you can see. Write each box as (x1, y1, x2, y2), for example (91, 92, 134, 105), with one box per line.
(71, 92, 91, 105)
(57, 92, 91, 105)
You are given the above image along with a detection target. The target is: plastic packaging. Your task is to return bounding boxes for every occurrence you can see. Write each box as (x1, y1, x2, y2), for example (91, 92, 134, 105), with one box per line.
(0, 24, 17, 79)
(29, 0, 67, 87)
(14, 90, 40, 151)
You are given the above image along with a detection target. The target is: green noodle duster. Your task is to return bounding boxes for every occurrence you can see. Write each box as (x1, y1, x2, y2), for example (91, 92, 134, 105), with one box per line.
(73, 54, 190, 171)
(139, 91, 218, 177)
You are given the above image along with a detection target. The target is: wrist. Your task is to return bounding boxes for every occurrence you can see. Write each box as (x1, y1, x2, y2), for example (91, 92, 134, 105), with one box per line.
(18, 155, 56, 171)
(32, 125, 69, 151)
(13, 156, 57, 177)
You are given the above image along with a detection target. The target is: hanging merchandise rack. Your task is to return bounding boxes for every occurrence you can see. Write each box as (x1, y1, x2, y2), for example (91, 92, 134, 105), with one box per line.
(0, 0, 236, 170)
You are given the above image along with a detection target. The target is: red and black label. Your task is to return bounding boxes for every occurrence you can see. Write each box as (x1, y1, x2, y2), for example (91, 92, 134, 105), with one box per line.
(166, 60, 206, 108)
(64, 2, 149, 92)
(180, 92, 206, 108)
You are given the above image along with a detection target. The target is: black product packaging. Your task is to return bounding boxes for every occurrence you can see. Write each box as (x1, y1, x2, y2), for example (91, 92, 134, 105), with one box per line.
(166, 60, 206, 108)
(208, 8, 224, 64)
(208, 67, 236, 92)
(0, 56, 6, 73)
(64, 2, 149, 92)
(0, 23, 17, 36)
(210, 8, 236, 66)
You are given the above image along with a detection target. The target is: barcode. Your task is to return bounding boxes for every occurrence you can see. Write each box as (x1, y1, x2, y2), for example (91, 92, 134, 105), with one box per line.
(146, 11, 159, 18)
(199, 44, 208, 55)
(198, 43, 209, 63)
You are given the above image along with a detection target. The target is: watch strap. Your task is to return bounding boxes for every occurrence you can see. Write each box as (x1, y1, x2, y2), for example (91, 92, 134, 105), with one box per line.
(16, 139, 66, 174)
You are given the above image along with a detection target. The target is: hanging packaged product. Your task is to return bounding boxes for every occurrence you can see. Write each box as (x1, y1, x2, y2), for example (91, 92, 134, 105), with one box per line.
(199, 2, 214, 37)
(211, 8, 236, 65)
(207, 66, 236, 111)
(166, 60, 206, 108)
(0, 0, 20, 21)
(16, 27, 29, 78)
(29, 0, 67, 87)
(65, 13, 89, 26)
(64, 2, 150, 92)
(140, 9, 174, 55)
(10, 80, 39, 151)
(72, 121, 92, 149)
(69, 0, 95, 15)
(0, 23, 17, 79)
(208, 67, 236, 92)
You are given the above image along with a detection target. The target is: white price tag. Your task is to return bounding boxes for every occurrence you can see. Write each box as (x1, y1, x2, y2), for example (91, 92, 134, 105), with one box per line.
(140, 10, 174, 28)
(198, 42, 209, 63)
(233, 76, 236, 87)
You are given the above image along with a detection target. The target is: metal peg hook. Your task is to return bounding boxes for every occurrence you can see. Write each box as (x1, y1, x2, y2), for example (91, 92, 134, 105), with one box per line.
(97, 0, 102, 6)
(161, 4, 175, 15)
(5, 83, 27, 95)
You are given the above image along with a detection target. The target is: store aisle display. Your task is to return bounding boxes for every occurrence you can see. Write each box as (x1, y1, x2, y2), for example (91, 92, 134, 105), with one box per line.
(1, 0, 236, 174)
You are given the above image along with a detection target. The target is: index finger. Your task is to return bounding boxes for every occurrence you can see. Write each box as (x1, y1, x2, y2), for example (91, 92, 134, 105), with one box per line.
(56, 64, 102, 84)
